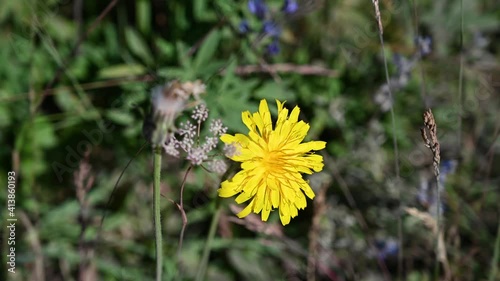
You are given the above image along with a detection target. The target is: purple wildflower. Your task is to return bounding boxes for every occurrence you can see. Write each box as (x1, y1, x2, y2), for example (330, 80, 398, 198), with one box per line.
(248, 0, 267, 19)
(263, 21, 281, 37)
(282, 0, 299, 14)
(239, 20, 251, 34)
(416, 35, 432, 56)
(266, 39, 280, 55)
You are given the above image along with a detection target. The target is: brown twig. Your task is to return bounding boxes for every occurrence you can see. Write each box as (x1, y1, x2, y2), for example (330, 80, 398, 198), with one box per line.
(229, 63, 338, 77)
(2, 74, 156, 103)
(74, 151, 96, 281)
(18, 211, 45, 281)
(405, 208, 452, 280)
(307, 176, 330, 281)
(176, 165, 193, 264)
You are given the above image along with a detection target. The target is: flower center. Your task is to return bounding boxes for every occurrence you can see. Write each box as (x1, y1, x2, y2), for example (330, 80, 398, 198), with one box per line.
(262, 150, 284, 170)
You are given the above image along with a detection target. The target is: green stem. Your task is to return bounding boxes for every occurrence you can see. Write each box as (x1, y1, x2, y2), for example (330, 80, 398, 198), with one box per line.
(488, 215, 500, 281)
(195, 202, 222, 281)
(153, 146, 163, 281)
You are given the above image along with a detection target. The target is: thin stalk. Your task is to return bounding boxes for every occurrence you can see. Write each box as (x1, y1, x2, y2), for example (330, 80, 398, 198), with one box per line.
(457, 0, 464, 153)
(195, 202, 223, 281)
(376, 30, 403, 281)
(488, 215, 500, 281)
(153, 146, 163, 281)
(434, 176, 441, 280)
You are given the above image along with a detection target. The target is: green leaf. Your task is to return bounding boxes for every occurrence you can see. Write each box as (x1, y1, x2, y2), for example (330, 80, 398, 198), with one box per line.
(98, 63, 146, 79)
(125, 27, 153, 65)
(193, 0, 217, 21)
(193, 30, 220, 70)
(155, 37, 175, 59)
(136, 0, 151, 35)
(254, 81, 295, 102)
(54, 88, 85, 113)
(105, 109, 135, 126)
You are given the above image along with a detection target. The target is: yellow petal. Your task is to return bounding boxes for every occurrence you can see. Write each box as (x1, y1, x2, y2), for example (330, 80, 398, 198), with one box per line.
(237, 201, 254, 218)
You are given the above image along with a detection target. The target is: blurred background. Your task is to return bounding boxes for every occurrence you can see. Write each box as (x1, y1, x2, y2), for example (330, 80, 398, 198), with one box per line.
(0, 0, 499, 280)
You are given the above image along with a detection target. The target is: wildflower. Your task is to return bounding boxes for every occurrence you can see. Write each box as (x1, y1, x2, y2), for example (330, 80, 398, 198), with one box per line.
(266, 38, 281, 55)
(248, 0, 268, 19)
(192, 104, 209, 123)
(263, 21, 281, 37)
(208, 159, 228, 175)
(219, 99, 326, 225)
(374, 239, 399, 260)
(210, 119, 227, 136)
(144, 81, 189, 146)
(238, 20, 251, 34)
(416, 35, 432, 56)
(282, 0, 299, 14)
(143, 80, 206, 147)
(162, 104, 228, 167)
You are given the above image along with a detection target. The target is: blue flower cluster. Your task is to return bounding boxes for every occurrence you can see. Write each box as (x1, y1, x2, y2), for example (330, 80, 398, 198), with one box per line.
(240, 0, 299, 55)
(416, 35, 432, 57)
(374, 239, 399, 260)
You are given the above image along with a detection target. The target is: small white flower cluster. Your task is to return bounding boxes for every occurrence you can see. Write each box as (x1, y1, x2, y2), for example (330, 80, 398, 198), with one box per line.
(191, 103, 209, 123)
(163, 104, 229, 173)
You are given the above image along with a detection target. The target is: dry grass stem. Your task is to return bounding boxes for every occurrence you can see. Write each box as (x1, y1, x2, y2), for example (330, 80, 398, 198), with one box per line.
(405, 208, 451, 280)
(371, 0, 384, 35)
(421, 108, 441, 177)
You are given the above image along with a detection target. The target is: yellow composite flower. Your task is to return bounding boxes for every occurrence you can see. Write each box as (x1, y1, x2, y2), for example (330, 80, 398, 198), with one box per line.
(219, 99, 326, 225)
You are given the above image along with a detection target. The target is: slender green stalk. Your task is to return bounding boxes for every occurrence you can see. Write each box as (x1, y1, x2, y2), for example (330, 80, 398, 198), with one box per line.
(375, 26, 403, 281)
(488, 215, 500, 281)
(153, 146, 163, 281)
(195, 202, 222, 281)
(434, 177, 441, 280)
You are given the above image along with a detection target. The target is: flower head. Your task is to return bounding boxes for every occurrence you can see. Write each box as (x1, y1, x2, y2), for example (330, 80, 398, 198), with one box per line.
(282, 0, 299, 14)
(248, 0, 268, 19)
(143, 80, 207, 147)
(238, 20, 251, 34)
(416, 35, 432, 56)
(263, 21, 281, 37)
(266, 39, 281, 55)
(219, 99, 326, 225)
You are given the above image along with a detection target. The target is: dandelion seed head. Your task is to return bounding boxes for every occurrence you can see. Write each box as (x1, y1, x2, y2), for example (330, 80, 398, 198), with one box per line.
(151, 81, 189, 118)
(181, 80, 206, 100)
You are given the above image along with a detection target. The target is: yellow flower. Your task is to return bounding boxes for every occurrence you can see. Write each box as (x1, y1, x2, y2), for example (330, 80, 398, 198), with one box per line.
(219, 99, 326, 225)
